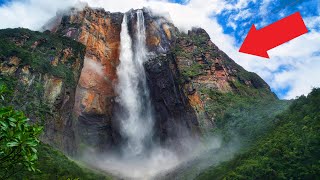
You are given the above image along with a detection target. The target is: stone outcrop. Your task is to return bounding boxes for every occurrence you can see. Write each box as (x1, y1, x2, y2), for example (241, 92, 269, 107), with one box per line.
(145, 54, 199, 146)
(0, 28, 85, 155)
(169, 28, 276, 130)
(48, 7, 123, 150)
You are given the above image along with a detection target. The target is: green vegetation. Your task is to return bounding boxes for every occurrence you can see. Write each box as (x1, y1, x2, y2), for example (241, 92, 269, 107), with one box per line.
(13, 144, 110, 180)
(211, 94, 290, 145)
(0, 28, 109, 179)
(181, 63, 205, 78)
(231, 79, 277, 98)
(201, 88, 280, 123)
(0, 83, 109, 179)
(0, 84, 42, 179)
(0, 75, 51, 123)
(172, 45, 193, 59)
(190, 34, 208, 46)
(218, 52, 272, 93)
(0, 107, 42, 179)
(173, 30, 275, 100)
(0, 28, 85, 123)
(0, 28, 85, 85)
(172, 32, 214, 60)
(197, 88, 320, 179)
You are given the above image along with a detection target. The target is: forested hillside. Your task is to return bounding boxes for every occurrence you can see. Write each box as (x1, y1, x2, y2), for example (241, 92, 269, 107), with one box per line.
(197, 88, 320, 179)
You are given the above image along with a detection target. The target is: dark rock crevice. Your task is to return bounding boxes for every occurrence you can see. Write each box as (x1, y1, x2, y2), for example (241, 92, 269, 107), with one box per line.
(145, 54, 200, 147)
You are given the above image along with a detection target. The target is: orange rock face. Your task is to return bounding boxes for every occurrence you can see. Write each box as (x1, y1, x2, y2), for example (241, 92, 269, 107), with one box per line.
(47, 7, 125, 149)
(188, 92, 204, 112)
(162, 24, 172, 40)
(52, 7, 122, 119)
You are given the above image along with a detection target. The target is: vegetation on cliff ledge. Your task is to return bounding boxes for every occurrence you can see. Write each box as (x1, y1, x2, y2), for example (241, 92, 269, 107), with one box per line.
(201, 88, 290, 143)
(0, 28, 85, 85)
(0, 28, 86, 124)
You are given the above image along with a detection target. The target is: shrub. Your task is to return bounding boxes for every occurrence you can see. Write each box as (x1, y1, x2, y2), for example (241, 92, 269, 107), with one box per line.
(0, 106, 42, 179)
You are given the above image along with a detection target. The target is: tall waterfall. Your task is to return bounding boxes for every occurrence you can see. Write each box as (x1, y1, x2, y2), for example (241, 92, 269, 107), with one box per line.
(116, 10, 154, 156)
(82, 9, 201, 180)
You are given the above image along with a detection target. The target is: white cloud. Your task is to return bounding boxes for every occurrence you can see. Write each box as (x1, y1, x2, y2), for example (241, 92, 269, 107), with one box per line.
(0, 0, 319, 99)
(0, 0, 78, 29)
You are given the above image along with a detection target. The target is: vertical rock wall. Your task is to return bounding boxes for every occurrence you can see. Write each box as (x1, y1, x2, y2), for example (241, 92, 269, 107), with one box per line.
(50, 7, 123, 150)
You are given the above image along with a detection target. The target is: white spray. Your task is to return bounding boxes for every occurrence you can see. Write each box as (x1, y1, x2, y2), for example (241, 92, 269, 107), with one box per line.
(116, 10, 154, 156)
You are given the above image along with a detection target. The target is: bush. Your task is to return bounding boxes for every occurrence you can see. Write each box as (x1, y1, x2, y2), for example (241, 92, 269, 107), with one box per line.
(181, 63, 205, 78)
(0, 106, 42, 179)
(13, 144, 110, 180)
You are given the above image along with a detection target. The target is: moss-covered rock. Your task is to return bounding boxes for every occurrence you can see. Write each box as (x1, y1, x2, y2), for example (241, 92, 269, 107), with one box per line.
(0, 28, 86, 155)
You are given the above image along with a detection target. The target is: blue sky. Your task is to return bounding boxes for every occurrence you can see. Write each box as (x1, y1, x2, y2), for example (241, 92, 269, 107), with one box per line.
(216, 0, 319, 98)
(0, 0, 9, 5)
(168, 0, 318, 45)
(217, 0, 318, 44)
(0, 0, 319, 99)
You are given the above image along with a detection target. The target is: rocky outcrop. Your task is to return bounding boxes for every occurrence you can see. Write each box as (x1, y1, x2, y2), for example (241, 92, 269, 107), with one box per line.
(169, 28, 277, 130)
(0, 28, 85, 155)
(174, 27, 274, 94)
(48, 7, 123, 150)
(145, 54, 199, 146)
(0, 5, 278, 157)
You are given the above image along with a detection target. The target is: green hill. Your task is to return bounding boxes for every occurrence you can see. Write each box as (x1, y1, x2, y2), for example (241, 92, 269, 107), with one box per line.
(197, 88, 320, 180)
(12, 144, 110, 180)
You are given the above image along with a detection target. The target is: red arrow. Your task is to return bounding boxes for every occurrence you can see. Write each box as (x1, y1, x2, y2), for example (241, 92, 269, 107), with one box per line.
(239, 12, 308, 58)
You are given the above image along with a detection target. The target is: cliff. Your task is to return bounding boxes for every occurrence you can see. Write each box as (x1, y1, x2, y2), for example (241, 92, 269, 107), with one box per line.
(0, 6, 276, 154)
(0, 28, 85, 154)
(46, 7, 199, 150)
(170, 28, 277, 130)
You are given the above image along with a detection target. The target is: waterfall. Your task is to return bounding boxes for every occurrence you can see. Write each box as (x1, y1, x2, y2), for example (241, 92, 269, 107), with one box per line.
(82, 10, 188, 179)
(116, 10, 154, 156)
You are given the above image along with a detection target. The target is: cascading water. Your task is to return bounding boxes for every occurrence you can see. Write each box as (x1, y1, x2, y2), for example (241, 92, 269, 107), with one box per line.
(82, 9, 210, 179)
(116, 10, 154, 156)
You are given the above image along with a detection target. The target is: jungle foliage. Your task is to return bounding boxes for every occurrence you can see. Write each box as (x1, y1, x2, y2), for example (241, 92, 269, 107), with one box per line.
(197, 88, 320, 180)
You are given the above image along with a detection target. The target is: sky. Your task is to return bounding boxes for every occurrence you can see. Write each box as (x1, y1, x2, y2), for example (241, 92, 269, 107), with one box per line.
(0, 0, 319, 99)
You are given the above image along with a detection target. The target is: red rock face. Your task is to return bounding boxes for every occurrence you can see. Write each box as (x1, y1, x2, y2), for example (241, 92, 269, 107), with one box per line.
(48, 7, 124, 149)
(56, 8, 122, 117)
(171, 28, 276, 131)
